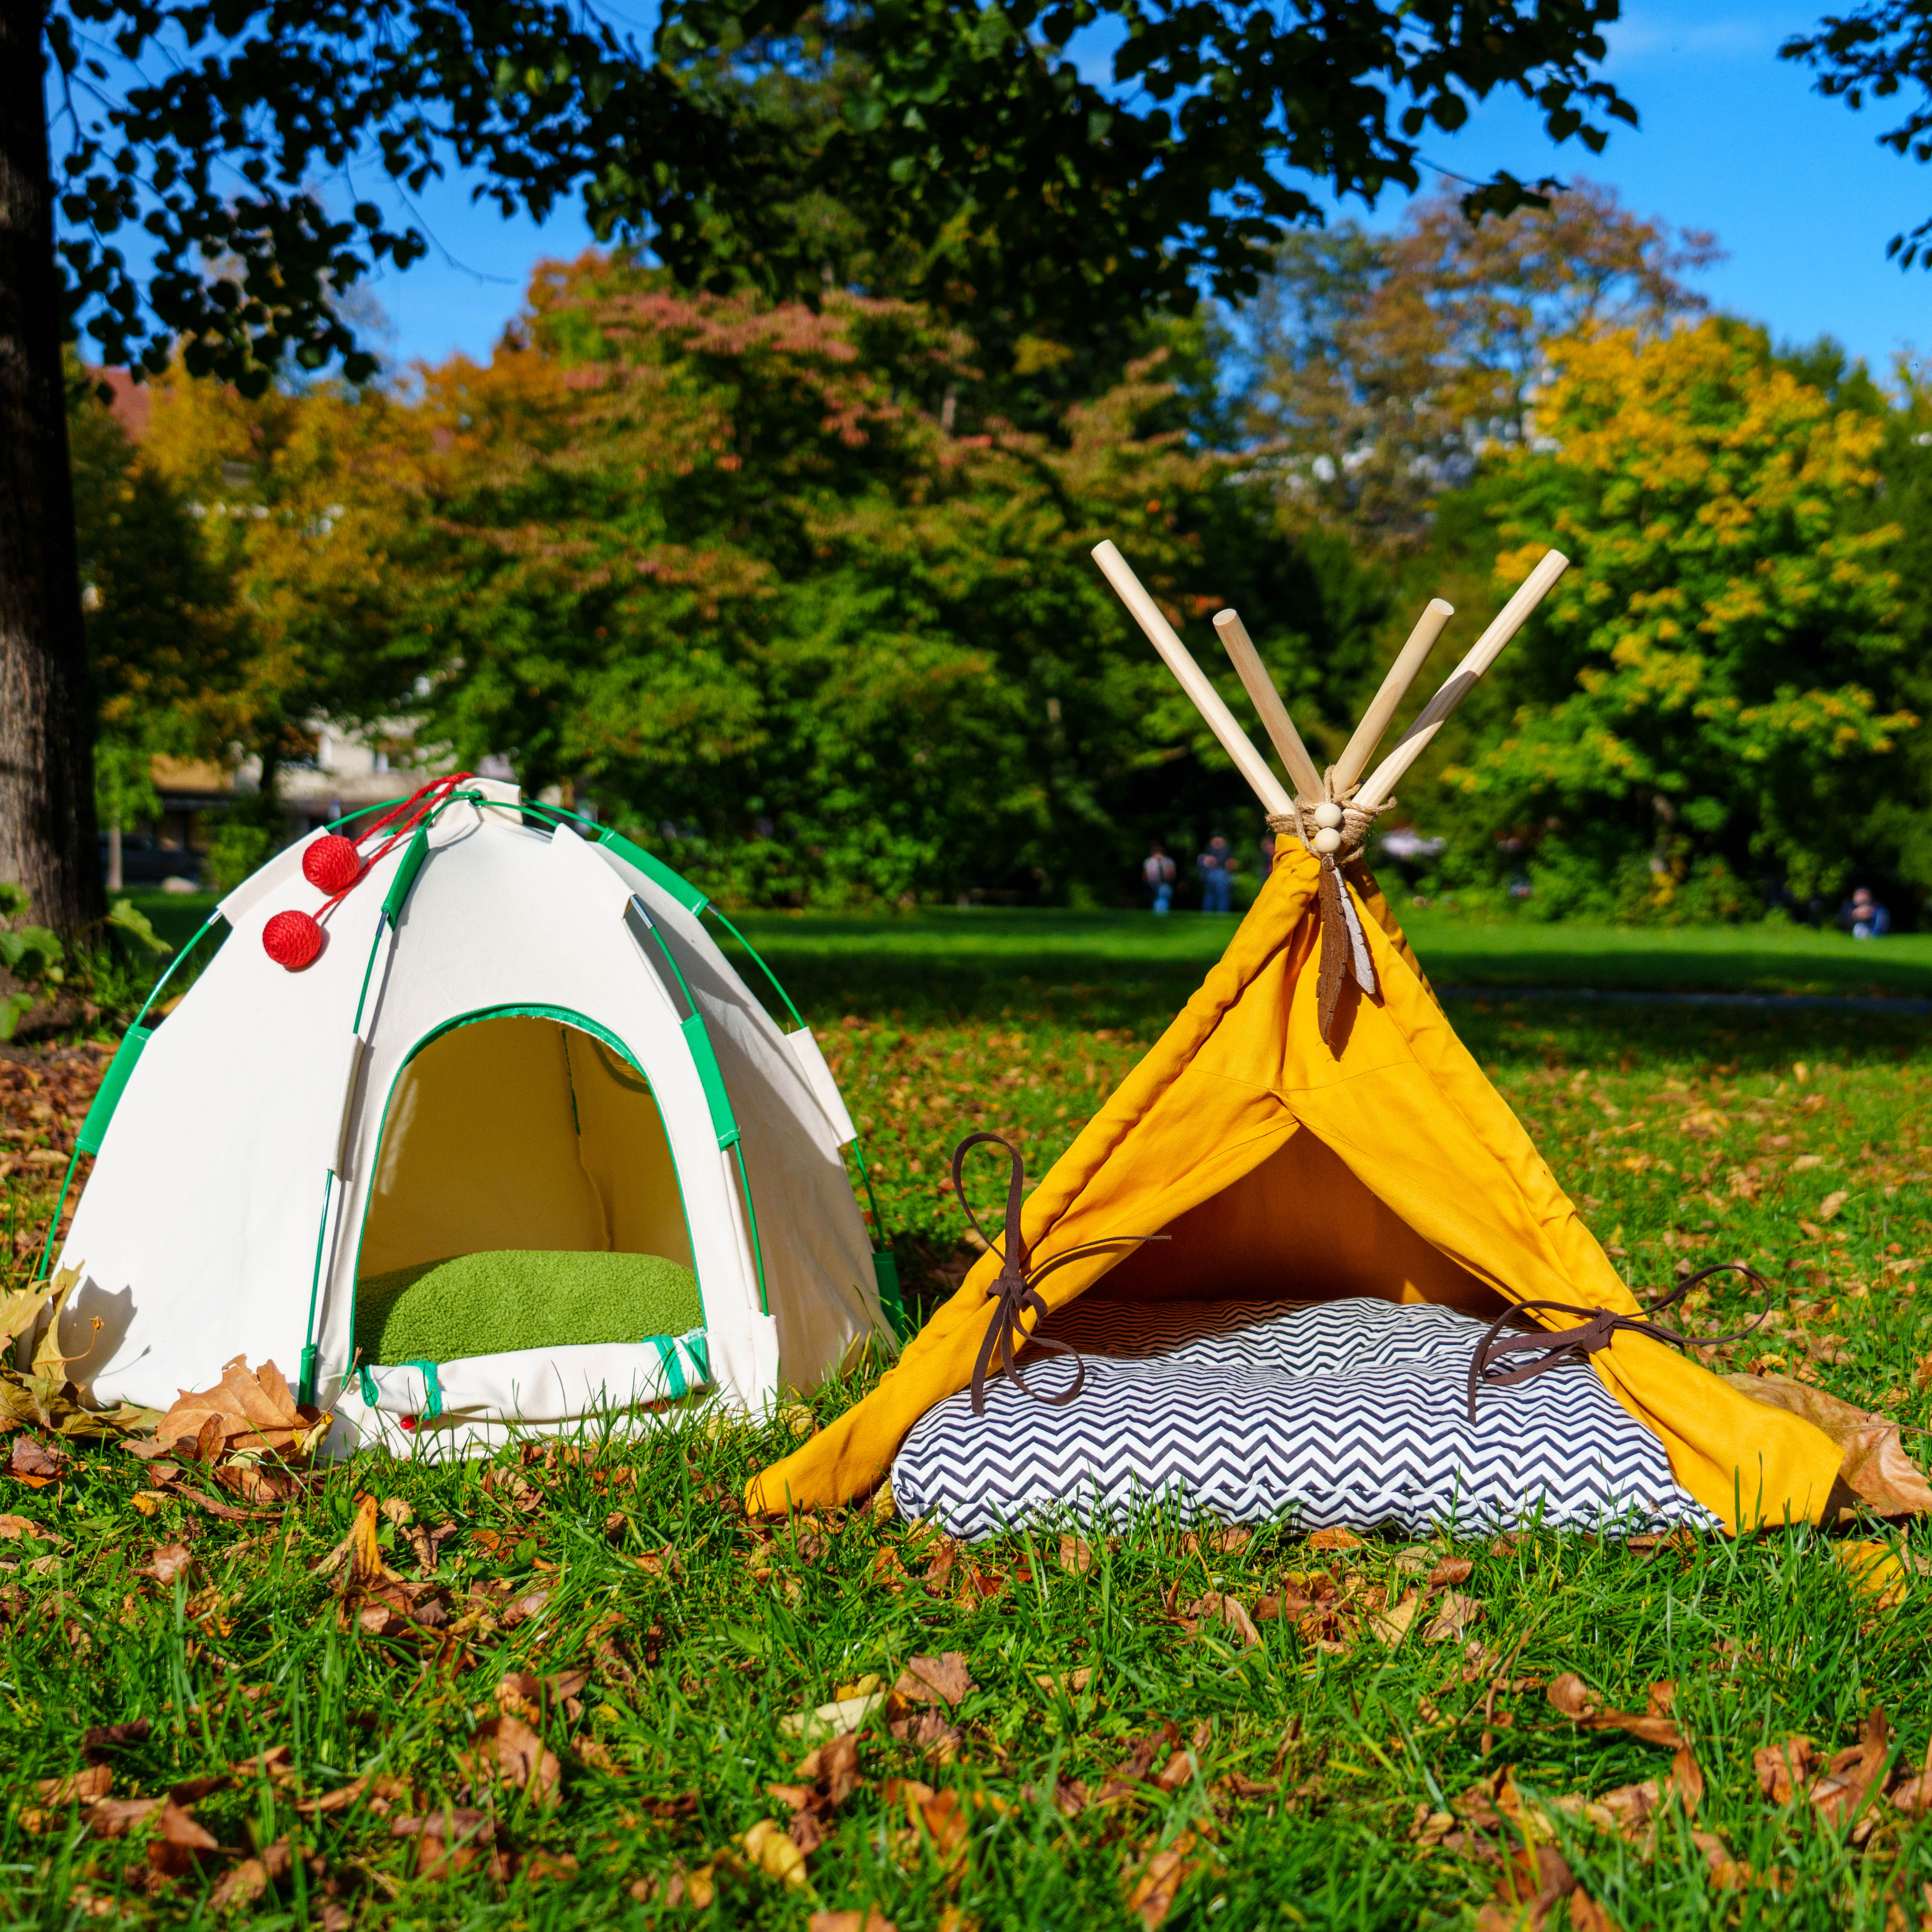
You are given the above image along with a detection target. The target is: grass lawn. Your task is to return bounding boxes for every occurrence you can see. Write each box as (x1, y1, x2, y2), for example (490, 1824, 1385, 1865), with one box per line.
(2, 902, 1930, 1928)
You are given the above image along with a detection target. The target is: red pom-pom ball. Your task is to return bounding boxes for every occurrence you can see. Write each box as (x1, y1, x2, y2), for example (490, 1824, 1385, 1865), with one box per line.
(302, 832, 363, 895)
(263, 909, 325, 971)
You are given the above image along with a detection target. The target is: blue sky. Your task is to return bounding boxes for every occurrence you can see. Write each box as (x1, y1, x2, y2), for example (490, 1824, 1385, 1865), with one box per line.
(336, 2, 1932, 377)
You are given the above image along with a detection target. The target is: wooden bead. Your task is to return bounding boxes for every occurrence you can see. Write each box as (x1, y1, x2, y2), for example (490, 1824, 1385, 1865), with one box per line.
(1312, 801, 1343, 830)
(1312, 827, 1343, 856)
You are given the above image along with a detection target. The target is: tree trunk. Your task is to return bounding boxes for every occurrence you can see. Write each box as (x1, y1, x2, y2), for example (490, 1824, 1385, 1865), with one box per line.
(0, 5, 102, 935)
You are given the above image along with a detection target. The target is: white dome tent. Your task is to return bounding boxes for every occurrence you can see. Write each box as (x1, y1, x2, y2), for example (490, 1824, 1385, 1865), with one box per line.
(43, 775, 901, 1456)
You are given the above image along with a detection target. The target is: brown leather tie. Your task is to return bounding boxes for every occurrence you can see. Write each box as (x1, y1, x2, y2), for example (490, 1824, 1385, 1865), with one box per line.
(954, 1131, 1166, 1416)
(1466, 1262, 1771, 1423)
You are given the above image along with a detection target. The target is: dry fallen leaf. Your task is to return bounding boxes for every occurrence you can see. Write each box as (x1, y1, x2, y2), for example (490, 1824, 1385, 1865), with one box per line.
(893, 1653, 975, 1708)
(1368, 1590, 1421, 1646)
(35, 1765, 112, 1806)
(1036, 1667, 1096, 1698)
(1059, 1533, 1095, 1575)
(1727, 1373, 1932, 1517)
(82, 1720, 151, 1761)
(208, 1837, 293, 1910)
(1121, 1829, 1212, 1930)
(1546, 1674, 1685, 1749)
(460, 1714, 560, 1807)
(140, 1543, 194, 1587)
(741, 1816, 810, 1888)
(87, 1798, 164, 1839)
(780, 1691, 886, 1745)
(1423, 1591, 1482, 1645)
(391, 1809, 501, 1882)
(1183, 1591, 1262, 1648)
(1836, 1541, 1913, 1609)
(8, 1435, 64, 1487)
(808, 1912, 897, 1932)
(1809, 1707, 1890, 1830)
(1475, 1843, 1576, 1932)
(157, 1355, 318, 1455)
(146, 1798, 222, 1880)
(1889, 1739, 1932, 1812)
(1672, 1747, 1705, 1816)
(1755, 1736, 1814, 1805)
(1305, 1526, 1365, 1554)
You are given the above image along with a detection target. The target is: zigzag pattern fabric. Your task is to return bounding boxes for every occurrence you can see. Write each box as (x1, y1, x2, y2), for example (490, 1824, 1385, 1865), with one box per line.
(890, 1297, 1721, 1542)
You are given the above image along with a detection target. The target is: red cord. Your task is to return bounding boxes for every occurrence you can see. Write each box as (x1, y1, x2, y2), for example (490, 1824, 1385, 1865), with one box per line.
(263, 771, 475, 971)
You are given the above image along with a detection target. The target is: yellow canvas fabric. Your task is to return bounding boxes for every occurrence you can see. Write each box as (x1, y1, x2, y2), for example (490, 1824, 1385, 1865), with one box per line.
(748, 846, 1843, 1532)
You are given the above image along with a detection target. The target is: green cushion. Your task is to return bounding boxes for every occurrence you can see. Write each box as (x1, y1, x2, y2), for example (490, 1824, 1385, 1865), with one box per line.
(355, 1250, 705, 1366)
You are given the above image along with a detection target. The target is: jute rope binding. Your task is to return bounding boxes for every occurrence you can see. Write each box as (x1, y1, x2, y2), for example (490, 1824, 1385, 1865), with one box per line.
(1268, 775, 1393, 1044)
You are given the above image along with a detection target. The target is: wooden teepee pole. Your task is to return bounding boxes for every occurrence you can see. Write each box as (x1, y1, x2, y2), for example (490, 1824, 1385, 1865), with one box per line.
(1355, 550, 1568, 814)
(1332, 598, 1455, 796)
(1091, 543, 1294, 817)
(1211, 609, 1325, 800)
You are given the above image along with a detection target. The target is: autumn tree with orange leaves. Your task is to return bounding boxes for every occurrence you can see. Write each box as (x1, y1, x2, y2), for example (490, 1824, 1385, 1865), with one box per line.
(367, 257, 1383, 904)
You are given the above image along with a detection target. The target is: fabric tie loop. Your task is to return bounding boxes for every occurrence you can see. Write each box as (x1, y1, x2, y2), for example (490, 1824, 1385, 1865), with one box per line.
(954, 1131, 1166, 1416)
(1269, 777, 1391, 1044)
(1466, 1262, 1771, 1423)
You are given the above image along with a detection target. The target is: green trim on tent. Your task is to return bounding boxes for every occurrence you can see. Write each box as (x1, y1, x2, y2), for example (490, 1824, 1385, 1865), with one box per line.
(622, 904, 770, 1315)
(680, 1012, 741, 1151)
(595, 826, 709, 915)
(406, 1001, 640, 1071)
(36, 909, 229, 1282)
(297, 1169, 335, 1405)
(131, 910, 225, 1030)
(701, 905, 806, 1031)
(77, 1025, 152, 1156)
(33, 1149, 84, 1284)
(382, 825, 431, 923)
(586, 813, 895, 1335)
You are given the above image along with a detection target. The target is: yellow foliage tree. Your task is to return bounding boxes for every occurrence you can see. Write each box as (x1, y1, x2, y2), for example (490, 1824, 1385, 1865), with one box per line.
(1443, 318, 1917, 915)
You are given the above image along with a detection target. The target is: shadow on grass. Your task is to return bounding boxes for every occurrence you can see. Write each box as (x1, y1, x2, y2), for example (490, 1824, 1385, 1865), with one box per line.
(1448, 1000, 1925, 1077)
(729, 936, 1929, 1074)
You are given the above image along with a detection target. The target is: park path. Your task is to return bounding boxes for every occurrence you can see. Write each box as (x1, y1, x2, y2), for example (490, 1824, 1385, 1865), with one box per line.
(1438, 985, 1932, 1015)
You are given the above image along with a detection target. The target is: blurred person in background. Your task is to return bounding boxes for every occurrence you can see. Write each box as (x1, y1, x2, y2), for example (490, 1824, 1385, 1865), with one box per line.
(1841, 886, 1891, 939)
(1199, 834, 1236, 914)
(1143, 843, 1176, 915)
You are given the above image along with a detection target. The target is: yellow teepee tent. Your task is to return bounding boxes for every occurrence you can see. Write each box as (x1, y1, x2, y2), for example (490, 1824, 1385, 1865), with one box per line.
(747, 548, 1844, 1534)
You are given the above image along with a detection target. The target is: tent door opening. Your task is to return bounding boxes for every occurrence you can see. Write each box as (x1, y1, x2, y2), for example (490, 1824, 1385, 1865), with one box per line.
(1092, 1129, 1509, 1319)
(349, 1009, 706, 1369)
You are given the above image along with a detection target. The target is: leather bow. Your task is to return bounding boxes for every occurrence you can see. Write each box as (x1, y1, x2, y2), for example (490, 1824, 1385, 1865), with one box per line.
(1466, 1262, 1771, 1422)
(953, 1131, 1165, 1416)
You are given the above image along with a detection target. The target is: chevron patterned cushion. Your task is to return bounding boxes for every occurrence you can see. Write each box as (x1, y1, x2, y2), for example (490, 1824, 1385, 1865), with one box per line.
(889, 1296, 1719, 1542)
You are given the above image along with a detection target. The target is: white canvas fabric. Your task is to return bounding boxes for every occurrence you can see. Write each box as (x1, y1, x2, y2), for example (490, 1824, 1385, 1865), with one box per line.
(54, 780, 891, 1451)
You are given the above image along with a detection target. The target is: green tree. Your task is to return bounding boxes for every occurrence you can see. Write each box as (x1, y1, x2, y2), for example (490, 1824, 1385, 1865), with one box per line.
(66, 378, 239, 861)
(6, 0, 1637, 930)
(132, 362, 414, 816)
(353, 255, 1384, 904)
(1422, 319, 1918, 918)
